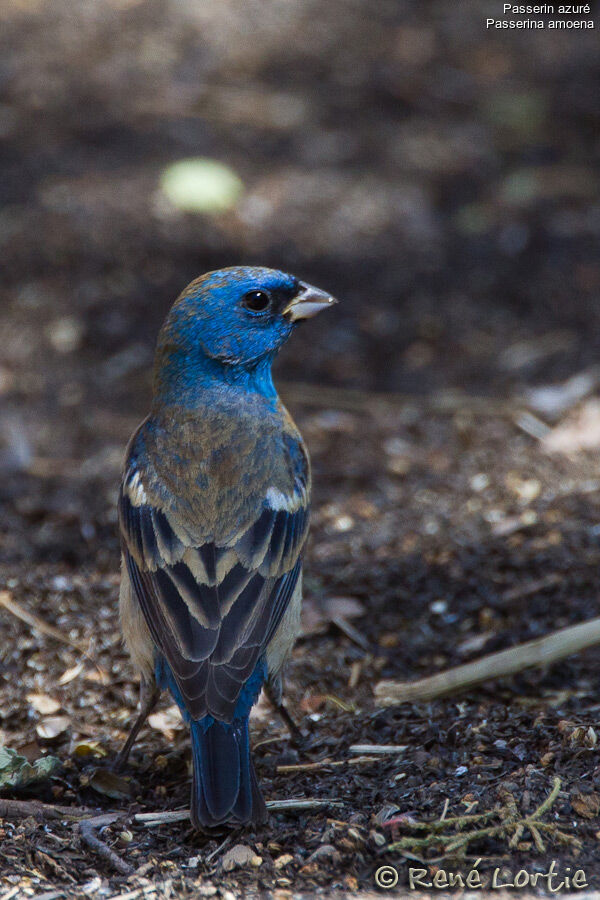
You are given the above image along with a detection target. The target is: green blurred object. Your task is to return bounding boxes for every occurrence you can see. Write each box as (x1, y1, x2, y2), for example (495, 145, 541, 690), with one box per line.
(160, 158, 244, 214)
(484, 90, 548, 140)
(0, 746, 61, 791)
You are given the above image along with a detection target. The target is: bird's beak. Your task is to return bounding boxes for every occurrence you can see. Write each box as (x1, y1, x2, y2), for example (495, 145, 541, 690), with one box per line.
(283, 282, 338, 321)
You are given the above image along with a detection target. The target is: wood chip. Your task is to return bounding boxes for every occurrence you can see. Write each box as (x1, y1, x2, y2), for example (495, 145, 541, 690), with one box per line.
(27, 693, 61, 715)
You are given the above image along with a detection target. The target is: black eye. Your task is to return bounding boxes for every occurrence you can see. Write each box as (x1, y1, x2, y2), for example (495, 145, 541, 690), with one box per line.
(242, 290, 272, 313)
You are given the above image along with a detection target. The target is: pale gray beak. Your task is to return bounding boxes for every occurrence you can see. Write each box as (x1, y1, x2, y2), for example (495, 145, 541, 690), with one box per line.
(283, 282, 337, 321)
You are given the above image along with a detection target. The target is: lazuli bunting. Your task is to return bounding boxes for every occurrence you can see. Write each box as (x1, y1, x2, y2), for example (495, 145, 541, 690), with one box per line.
(116, 266, 336, 828)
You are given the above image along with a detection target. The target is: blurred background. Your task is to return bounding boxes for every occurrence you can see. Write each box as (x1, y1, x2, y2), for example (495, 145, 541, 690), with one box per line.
(1, 0, 600, 889)
(2, 0, 598, 414)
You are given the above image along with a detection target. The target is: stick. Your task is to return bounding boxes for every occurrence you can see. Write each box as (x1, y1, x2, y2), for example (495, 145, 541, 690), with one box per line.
(79, 813, 134, 876)
(330, 616, 371, 651)
(0, 590, 108, 679)
(348, 744, 407, 755)
(0, 591, 87, 653)
(375, 617, 600, 705)
(134, 798, 343, 826)
(267, 798, 344, 811)
(0, 798, 92, 821)
(277, 756, 377, 773)
(502, 572, 563, 603)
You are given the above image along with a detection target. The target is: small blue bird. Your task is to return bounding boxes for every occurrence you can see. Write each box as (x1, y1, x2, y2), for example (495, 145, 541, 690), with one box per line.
(116, 266, 336, 828)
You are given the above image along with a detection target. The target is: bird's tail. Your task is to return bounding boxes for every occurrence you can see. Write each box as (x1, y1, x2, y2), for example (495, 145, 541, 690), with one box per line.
(189, 717, 267, 829)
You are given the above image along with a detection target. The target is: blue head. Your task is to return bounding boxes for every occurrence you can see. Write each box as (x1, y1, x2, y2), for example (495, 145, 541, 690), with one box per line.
(153, 266, 336, 404)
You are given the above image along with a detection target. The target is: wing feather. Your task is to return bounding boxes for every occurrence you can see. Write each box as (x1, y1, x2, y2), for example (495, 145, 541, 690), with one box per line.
(119, 444, 308, 722)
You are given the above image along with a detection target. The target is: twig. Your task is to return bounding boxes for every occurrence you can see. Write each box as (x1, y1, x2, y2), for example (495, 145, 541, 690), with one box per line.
(0, 590, 107, 677)
(330, 616, 371, 651)
(267, 798, 344, 811)
(134, 809, 189, 826)
(0, 591, 87, 653)
(134, 797, 343, 827)
(79, 813, 134, 876)
(375, 617, 600, 705)
(0, 798, 92, 821)
(277, 756, 377, 773)
(205, 834, 234, 865)
(349, 744, 407, 755)
(502, 572, 563, 603)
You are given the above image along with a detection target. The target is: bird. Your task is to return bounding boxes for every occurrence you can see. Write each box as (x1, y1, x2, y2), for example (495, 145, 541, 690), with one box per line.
(116, 266, 336, 828)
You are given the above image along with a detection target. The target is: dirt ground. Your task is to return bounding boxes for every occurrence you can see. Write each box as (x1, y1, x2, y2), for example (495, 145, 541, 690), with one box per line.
(1, 0, 600, 896)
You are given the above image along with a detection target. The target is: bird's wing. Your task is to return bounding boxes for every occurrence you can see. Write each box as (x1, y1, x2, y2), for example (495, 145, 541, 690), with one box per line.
(119, 448, 309, 723)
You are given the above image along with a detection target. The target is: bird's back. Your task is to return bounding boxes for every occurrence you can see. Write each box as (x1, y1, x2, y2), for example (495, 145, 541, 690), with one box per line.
(126, 390, 310, 547)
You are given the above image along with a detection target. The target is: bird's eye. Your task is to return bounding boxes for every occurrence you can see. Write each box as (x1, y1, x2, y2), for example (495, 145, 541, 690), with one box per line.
(242, 290, 272, 313)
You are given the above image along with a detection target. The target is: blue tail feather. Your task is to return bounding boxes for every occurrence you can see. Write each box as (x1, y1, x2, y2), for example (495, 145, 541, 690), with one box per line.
(190, 717, 266, 827)
(155, 655, 268, 828)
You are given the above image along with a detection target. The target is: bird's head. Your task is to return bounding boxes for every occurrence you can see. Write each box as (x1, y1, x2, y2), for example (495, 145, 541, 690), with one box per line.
(153, 266, 336, 401)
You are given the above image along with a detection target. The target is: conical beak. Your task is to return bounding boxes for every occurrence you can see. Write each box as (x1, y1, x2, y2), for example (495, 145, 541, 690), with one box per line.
(283, 282, 338, 321)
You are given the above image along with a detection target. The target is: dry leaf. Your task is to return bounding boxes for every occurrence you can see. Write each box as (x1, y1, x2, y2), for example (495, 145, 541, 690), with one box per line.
(59, 662, 85, 685)
(72, 741, 108, 759)
(36, 716, 71, 740)
(457, 632, 494, 656)
(27, 693, 61, 715)
(221, 844, 262, 871)
(544, 399, 600, 454)
(88, 768, 132, 800)
(571, 791, 600, 819)
(148, 705, 184, 738)
(84, 669, 111, 685)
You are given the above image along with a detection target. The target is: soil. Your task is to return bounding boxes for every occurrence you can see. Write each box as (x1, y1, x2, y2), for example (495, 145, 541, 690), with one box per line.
(1, 0, 599, 896)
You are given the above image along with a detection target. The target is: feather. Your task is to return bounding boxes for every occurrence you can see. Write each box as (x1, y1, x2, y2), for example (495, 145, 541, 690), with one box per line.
(119, 422, 309, 722)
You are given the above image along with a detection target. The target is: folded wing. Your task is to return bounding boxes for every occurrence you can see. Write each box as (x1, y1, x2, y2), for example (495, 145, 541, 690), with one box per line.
(119, 461, 308, 722)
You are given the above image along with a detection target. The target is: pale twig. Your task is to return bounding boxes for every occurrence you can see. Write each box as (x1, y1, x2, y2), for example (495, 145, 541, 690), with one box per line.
(375, 617, 600, 705)
(0, 590, 107, 677)
(330, 616, 371, 651)
(0, 591, 86, 653)
(348, 744, 407, 755)
(205, 833, 235, 864)
(502, 572, 563, 604)
(134, 810, 189, 826)
(277, 756, 377, 773)
(134, 797, 343, 827)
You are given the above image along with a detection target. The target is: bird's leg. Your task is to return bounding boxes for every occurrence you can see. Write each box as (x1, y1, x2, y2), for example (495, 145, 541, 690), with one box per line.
(263, 681, 304, 745)
(113, 677, 161, 771)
